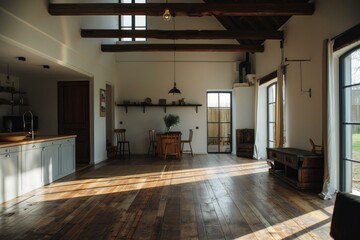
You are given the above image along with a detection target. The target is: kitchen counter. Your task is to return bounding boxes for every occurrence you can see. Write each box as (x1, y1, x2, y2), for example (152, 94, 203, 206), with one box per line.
(0, 135, 77, 147)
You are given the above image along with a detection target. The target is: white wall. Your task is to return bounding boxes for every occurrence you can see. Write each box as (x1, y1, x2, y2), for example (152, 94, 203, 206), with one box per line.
(116, 59, 239, 154)
(255, 0, 360, 151)
(0, 0, 118, 164)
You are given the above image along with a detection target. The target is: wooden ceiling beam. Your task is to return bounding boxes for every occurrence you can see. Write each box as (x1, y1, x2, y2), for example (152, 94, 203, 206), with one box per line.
(101, 44, 264, 52)
(48, 3, 314, 17)
(81, 29, 283, 40)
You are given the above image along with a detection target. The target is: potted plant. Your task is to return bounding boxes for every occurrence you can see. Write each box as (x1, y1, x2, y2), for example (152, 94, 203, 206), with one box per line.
(163, 114, 180, 132)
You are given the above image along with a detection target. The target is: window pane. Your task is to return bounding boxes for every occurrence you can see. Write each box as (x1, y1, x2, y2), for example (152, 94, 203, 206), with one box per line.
(352, 161, 360, 193)
(208, 108, 219, 122)
(208, 123, 218, 137)
(219, 93, 230, 108)
(220, 123, 231, 138)
(219, 109, 230, 123)
(121, 38, 132, 42)
(121, 0, 132, 3)
(135, 15, 146, 27)
(343, 49, 360, 86)
(269, 123, 275, 141)
(343, 85, 360, 123)
(343, 125, 360, 161)
(121, 16, 132, 28)
(135, 38, 146, 42)
(135, 0, 145, 3)
(269, 103, 275, 122)
(268, 84, 276, 103)
(207, 93, 218, 107)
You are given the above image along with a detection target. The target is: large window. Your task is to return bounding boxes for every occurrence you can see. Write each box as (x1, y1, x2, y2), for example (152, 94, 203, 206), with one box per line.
(267, 83, 277, 148)
(120, 0, 146, 42)
(340, 46, 360, 193)
(207, 92, 232, 153)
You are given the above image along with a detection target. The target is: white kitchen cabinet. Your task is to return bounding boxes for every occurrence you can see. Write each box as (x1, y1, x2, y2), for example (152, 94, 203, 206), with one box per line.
(60, 138, 75, 177)
(0, 146, 21, 203)
(0, 136, 76, 203)
(42, 143, 61, 185)
(21, 143, 44, 195)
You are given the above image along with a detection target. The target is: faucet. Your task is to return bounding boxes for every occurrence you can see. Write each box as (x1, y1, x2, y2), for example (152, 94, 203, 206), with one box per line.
(23, 111, 34, 139)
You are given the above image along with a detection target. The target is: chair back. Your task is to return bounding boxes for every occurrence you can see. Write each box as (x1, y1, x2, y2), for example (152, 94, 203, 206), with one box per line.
(149, 129, 156, 142)
(188, 129, 193, 142)
(114, 129, 127, 142)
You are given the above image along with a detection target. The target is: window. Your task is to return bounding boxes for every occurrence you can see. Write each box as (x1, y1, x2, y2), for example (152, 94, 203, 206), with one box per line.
(207, 92, 232, 153)
(340, 46, 360, 193)
(267, 82, 277, 148)
(120, 0, 146, 42)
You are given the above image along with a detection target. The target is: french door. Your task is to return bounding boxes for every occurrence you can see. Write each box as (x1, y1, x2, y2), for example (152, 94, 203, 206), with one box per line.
(207, 92, 232, 153)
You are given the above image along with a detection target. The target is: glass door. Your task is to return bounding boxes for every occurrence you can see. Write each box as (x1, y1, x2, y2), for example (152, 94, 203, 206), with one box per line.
(207, 92, 232, 153)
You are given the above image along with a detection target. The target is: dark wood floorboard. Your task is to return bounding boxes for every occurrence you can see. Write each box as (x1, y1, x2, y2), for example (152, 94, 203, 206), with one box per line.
(0, 154, 335, 240)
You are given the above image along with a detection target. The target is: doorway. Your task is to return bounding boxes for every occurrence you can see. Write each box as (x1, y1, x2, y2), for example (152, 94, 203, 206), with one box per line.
(106, 83, 114, 145)
(58, 81, 90, 166)
(207, 92, 232, 153)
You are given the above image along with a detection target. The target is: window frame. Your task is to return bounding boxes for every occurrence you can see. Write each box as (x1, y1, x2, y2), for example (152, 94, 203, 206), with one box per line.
(119, 0, 147, 42)
(267, 82, 277, 148)
(340, 45, 360, 191)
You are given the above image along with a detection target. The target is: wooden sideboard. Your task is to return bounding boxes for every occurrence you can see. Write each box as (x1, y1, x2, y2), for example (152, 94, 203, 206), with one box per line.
(267, 147, 324, 190)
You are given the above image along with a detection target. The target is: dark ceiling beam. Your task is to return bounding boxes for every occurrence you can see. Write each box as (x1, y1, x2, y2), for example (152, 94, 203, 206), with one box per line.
(48, 3, 314, 17)
(101, 44, 264, 52)
(81, 29, 283, 40)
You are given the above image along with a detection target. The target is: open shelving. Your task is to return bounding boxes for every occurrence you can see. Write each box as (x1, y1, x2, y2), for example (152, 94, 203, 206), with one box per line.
(116, 103, 202, 113)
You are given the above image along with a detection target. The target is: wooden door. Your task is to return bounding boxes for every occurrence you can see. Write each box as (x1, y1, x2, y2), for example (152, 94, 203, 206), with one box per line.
(58, 81, 90, 164)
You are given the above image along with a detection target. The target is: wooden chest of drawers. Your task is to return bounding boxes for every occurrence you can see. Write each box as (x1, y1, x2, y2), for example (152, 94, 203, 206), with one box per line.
(267, 147, 324, 190)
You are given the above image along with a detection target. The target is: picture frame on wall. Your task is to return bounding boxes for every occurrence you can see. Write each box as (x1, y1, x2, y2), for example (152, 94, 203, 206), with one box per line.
(100, 88, 106, 117)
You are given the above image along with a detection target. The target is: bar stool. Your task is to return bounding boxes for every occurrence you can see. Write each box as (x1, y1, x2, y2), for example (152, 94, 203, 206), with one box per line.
(114, 129, 131, 157)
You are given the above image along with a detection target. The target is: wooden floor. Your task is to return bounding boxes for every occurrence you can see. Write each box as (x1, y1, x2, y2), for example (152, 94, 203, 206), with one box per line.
(0, 154, 335, 240)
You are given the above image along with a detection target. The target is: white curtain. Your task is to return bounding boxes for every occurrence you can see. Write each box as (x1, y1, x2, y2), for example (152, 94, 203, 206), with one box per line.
(253, 81, 260, 159)
(319, 39, 338, 200)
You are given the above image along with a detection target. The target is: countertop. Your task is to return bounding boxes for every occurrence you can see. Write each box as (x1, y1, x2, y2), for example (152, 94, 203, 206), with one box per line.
(0, 135, 77, 148)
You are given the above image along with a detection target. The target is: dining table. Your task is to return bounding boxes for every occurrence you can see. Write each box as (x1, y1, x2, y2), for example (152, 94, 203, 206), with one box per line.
(155, 131, 182, 158)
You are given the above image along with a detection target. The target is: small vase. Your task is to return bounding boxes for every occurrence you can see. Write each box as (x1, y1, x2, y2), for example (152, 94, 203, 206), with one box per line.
(166, 126, 172, 133)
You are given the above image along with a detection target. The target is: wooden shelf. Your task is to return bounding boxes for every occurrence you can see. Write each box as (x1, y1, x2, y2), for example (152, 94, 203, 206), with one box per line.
(0, 86, 27, 113)
(116, 103, 202, 113)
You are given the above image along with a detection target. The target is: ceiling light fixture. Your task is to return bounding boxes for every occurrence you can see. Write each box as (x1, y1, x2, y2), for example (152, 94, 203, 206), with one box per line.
(168, 15, 181, 95)
(43, 65, 50, 69)
(17, 56, 26, 61)
(163, 0, 171, 21)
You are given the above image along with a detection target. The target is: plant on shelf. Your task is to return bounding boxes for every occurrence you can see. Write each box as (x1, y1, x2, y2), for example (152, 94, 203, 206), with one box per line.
(163, 114, 180, 132)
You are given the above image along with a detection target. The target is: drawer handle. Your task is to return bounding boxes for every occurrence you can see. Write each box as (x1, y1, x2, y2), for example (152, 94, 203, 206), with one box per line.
(5, 149, 9, 152)
(5, 154, 10, 158)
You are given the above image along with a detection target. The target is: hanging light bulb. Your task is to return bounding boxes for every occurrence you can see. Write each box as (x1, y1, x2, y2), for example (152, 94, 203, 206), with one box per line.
(163, 8, 171, 21)
(163, 0, 171, 21)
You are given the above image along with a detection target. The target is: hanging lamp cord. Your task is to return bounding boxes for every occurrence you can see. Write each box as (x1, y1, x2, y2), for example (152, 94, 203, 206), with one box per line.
(173, 15, 176, 85)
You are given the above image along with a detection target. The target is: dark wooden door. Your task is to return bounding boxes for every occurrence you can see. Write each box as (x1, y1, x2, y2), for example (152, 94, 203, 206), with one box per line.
(58, 81, 90, 164)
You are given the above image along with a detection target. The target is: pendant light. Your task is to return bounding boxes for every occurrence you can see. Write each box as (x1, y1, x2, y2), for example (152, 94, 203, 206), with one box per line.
(168, 15, 181, 95)
(163, 0, 171, 21)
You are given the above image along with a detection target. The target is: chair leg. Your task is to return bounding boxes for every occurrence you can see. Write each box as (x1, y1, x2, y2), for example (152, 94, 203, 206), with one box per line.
(189, 143, 193, 156)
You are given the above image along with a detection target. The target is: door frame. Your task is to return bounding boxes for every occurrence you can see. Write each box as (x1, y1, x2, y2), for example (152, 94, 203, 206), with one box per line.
(206, 91, 233, 153)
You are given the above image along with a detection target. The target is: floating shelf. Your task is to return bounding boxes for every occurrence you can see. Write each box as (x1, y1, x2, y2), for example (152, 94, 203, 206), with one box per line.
(116, 103, 202, 113)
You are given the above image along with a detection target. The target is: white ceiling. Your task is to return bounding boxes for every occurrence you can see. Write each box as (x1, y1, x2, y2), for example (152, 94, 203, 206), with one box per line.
(0, 39, 90, 81)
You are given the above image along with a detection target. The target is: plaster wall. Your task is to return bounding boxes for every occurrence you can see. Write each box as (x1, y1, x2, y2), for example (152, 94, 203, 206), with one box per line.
(255, 0, 360, 151)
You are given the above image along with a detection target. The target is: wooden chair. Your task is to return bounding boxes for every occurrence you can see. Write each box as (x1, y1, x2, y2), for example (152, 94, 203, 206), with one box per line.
(148, 129, 157, 156)
(309, 138, 323, 155)
(114, 129, 130, 157)
(181, 129, 193, 156)
(162, 133, 181, 160)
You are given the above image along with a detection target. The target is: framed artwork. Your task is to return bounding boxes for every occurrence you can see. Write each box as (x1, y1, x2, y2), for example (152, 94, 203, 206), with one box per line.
(100, 88, 106, 117)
